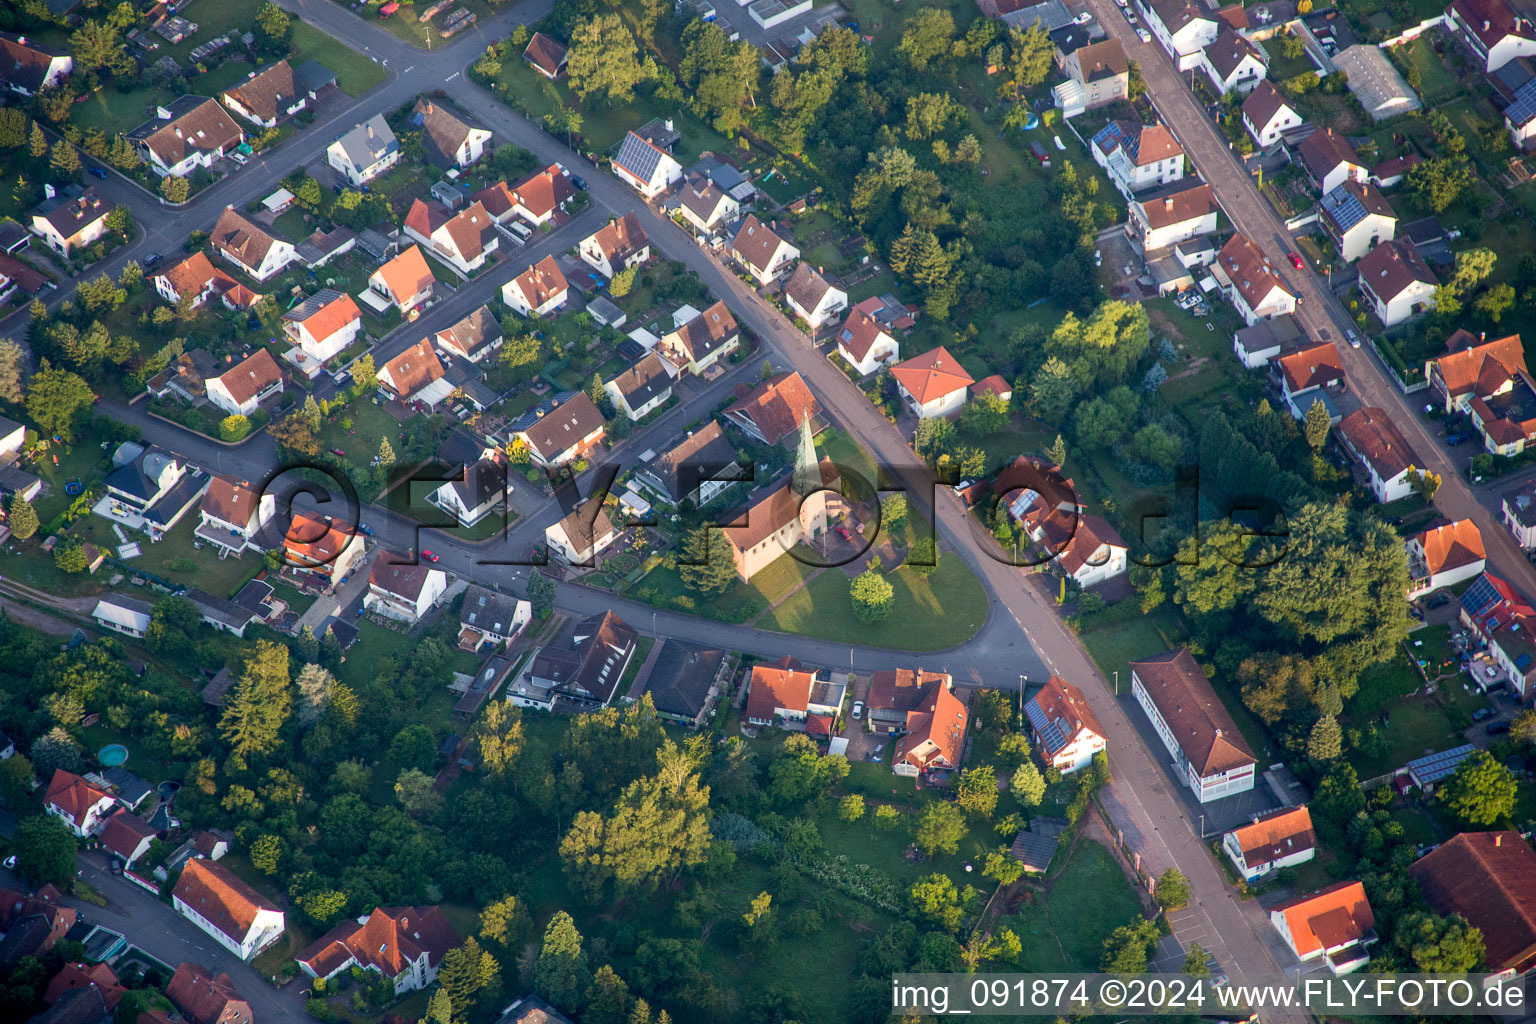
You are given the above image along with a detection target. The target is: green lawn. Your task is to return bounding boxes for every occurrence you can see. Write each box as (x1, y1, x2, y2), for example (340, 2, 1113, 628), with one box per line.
(760, 553, 987, 650)
(1000, 839, 1144, 971)
(1262, 37, 1320, 82)
(138, 513, 263, 599)
(290, 21, 387, 97)
(1347, 699, 1466, 778)
(336, 618, 416, 691)
(1396, 36, 1458, 103)
(1078, 605, 1187, 685)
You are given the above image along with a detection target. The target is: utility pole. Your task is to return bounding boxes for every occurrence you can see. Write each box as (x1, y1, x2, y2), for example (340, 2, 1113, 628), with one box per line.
(1018, 674, 1025, 718)
(1113, 670, 1119, 695)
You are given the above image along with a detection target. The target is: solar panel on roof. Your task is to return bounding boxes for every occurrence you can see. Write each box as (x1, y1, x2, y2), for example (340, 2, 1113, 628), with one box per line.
(1406, 743, 1475, 785)
(1461, 575, 1502, 617)
(1024, 698, 1067, 753)
(1322, 187, 1369, 231)
(1507, 81, 1536, 130)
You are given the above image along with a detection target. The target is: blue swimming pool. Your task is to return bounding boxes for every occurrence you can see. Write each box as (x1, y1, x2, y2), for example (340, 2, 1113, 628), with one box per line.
(97, 744, 128, 767)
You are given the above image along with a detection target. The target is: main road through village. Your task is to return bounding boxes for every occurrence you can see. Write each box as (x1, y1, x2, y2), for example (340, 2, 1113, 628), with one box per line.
(0, 0, 1360, 1009)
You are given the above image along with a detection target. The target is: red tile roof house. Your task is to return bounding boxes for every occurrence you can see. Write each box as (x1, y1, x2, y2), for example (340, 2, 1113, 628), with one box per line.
(1024, 675, 1106, 774)
(367, 244, 437, 314)
(205, 348, 283, 418)
(298, 906, 461, 994)
(1337, 406, 1421, 504)
(171, 858, 285, 961)
(1358, 238, 1438, 328)
(743, 656, 845, 730)
(220, 58, 306, 129)
(378, 339, 452, 409)
(835, 297, 901, 376)
(1221, 805, 1317, 882)
(579, 212, 650, 279)
(513, 392, 606, 468)
(282, 511, 368, 589)
(1405, 518, 1486, 597)
(864, 669, 952, 735)
(498, 163, 576, 226)
(152, 252, 241, 310)
(545, 502, 618, 565)
(1129, 648, 1257, 803)
(98, 812, 158, 870)
(165, 961, 253, 1024)
(280, 289, 363, 376)
(209, 207, 297, 282)
(429, 458, 510, 528)
(1241, 79, 1303, 148)
(1425, 329, 1526, 414)
(434, 305, 504, 364)
(1297, 127, 1368, 196)
(1268, 881, 1377, 973)
(1447, 0, 1536, 72)
(659, 300, 740, 375)
(127, 96, 245, 178)
(1275, 340, 1345, 420)
(501, 255, 569, 318)
(43, 961, 126, 1012)
(402, 199, 499, 276)
(891, 346, 975, 418)
(1409, 829, 1536, 976)
(523, 32, 569, 79)
(731, 214, 801, 286)
(0, 32, 73, 97)
(611, 130, 684, 200)
(783, 263, 848, 333)
(45, 769, 117, 837)
(196, 475, 276, 557)
(411, 98, 494, 170)
(893, 677, 969, 777)
(725, 371, 820, 446)
(1053, 514, 1129, 588)
(365, 560, 448, 623)
(1212, 232, 1297, 326)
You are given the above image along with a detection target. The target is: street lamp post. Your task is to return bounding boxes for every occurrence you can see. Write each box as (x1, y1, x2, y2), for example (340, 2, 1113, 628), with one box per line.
(1113, 670, 1119, 695)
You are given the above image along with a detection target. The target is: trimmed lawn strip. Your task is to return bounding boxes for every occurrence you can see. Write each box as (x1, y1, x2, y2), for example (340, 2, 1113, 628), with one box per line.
(135, 513, 263, 599)
(290, 21, 387, 97)
(998, 839, 1144, 972)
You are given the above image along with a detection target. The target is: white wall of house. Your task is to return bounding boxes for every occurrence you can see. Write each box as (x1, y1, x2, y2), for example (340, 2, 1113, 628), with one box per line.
(786, 284, 849, 331)
(173, 894, 285, 961)
(1067, 543, 1128, 588)
(838, 334, 899, 377)
(1223, 833, 1315, 882)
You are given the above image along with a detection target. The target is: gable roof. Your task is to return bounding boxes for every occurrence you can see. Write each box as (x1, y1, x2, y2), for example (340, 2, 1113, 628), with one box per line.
(372, 244, 436, 302)
(644, 641, 726, 719)
(380, 339, 445, 399)
(542, 610, 637, 704)
(44, 961, 125, 1011)
(1276, 340, 1345, 393)
(1431, 331, 1526, 402)
(894, 677, 968, 770)
(585, 211, 648, 264)
(551, 502, 615, 557)
(411, 98, 487, 168)
(891, 346, 975, 405)
(836, 297, 897, 362)
(667, 300, 739, 362)
(1451, 0, 1536, 48)
(281, 288, 360, 342)
(223, 59, 299, 122)
(0, 32, 68, 93)
(1135, 180, 1218, 229)
(46, 769, 113, 826)
(1272, 881, 1375, 956)
(1218, 232, 1294, 312)
(210, 207, 285, 271)
(98, 813, 157, 862)
(1229, 806, 1316, 866)
(299, 905, 460, 979)
(1057, 514, 1127, 575)
(210, 349, 281, 406)
(1147, 0, 1216, 32)
(784, 262, 839, 313)
(1410, 830, 1536, 973)
(732, 214, 792, 273)
(1025, 675, 1105, 759)
(609, 351, 671, 409)
(1072, 37, 1128, 81)
(677, 176, 730, 223)
(369, 560, 439, 603)
(723, 459, 839, 554)
(426, 200, 495, 262)
(165, 962, 249, 1024)
(746, 655, 817, 720)
(1358, 238, 1437, 300)
(509, 255, 568, 309)
(518, 391, 604, 459)
(283, 511, 358, 567)
(510, 164, 576, 220)
(1297, 127, 1363, 182)
(1243, 80, 1294, 132)
(1204, 26, 1264, 81)
(333, 115, 397, 170)
(1125, 122, 1183, 166)
(461, 584, 524, 636)
(726, 371, 820, 445)
(35, 189, 114, 240)
(1129, 648, 1257, 777)
(156, 251, 236, 301)
(172, 858, 279, 944)
(646, 421, 742, 502)
(1320, 179, 1395, 234)
(201, 475, 260, 527)
(436, 305, 502, 360)
(1411, 518, 1485, 576)
(523, 32, 569, 76)
(130, 96, 243, 168)
(613, 130, 673, 184)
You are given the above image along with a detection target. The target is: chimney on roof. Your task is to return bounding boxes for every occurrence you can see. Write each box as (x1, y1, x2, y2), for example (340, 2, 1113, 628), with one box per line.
(1485, 20, 1492, 31)
(1164, 196, 1175, 210)
(425, 101, 434, 114)
(367, 121, 374, 138)
(1497, 833, 1504, 846)
(1481, 331, 1487, 341)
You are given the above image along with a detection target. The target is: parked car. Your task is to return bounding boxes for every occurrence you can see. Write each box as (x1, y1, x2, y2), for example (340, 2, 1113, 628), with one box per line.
(88, 166, 107, 179)
(1136, 27, 1151, 41)
(1487, 721, 1512, 735)
(852, 700, 864, 720)
(144, 252, 162, 267)
(570, 175, 588, 191)
(1426, 593, 1451, 608)
(835, 525, 853, 540)
(422, 550, 440, 563)
(1446, 433, 1469, 446)
(1472, 706, 1497, 721)
(357, 522, 375, 537)
(1346, 328, 1361, 348)
(1288, 252, 1305, 269)
(331, 447, 346, 457)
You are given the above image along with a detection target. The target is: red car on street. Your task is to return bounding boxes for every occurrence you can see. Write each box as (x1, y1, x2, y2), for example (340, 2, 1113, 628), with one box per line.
(421, 550, 440, 563)
(1288, 252, 1305, 269)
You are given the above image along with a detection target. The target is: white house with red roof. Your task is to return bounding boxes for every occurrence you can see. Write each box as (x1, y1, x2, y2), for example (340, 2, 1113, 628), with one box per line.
(197, 475, 274, 557)
(1024, 676, 1106, 774)
(501, 256, 569, 318)
(402, 199, 498, 276)
(45, 769, 117, 838)
(893, 680, 969, 777)
(206, 349, 283, 418)
(612, 131, 683, 199)
(280, 289, 363, 372)
(99, 812, 158, 870)
(1089, 120, 1187, 198)
(783, 263, 848, 332)
(505, 164, 577, 225)
(1458, 570, 1536, 696)
(1142, 0, 1219, 71)
(743, 656, 844, 730)
(891, 346, 974, 418)
(1426, 330, 1526, 414)
(1276, 341, 1345, 419)
(835, 298, 900, 376)
(1359, 239, 1438, 327)
(298, 906, 460, 994)
(1337, 406, 1420, 503)
(1406, 518, 1486, 597)
(367, 245, 436, 314)
(579, 212, 650, 278)
(1448, 0, 1536, 72)
(1130, 648, 1257, 802)
(283, 512, 367, 588)
(731, 214, 800, 285)
(1269, 881, 1376, 973)
(152, 252, 240, 310)
(1242, 81, 1303, 148)
(377, 340, 451, 409)
(1212, 233, 1297, 326)
(1223, 806, 1317, 881)
(365, 560, 448, 623)
(172, 858, 286, 961)
(1055, 514, 1129, 588)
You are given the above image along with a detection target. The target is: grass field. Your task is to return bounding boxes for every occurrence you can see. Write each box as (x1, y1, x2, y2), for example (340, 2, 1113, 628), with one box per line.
(1078, 605, 1187, 683)
(1000, 839, 1143, 971)
(138, 513, 264, 599)
(290, 21, 388, 97)
(1396, 36, 1458, 103)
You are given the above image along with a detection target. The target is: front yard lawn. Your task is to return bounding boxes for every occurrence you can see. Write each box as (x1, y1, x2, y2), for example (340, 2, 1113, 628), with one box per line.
(137, 514, 263, 599)
(290, 21, 387, 97)
(999, 839, 1144, 972)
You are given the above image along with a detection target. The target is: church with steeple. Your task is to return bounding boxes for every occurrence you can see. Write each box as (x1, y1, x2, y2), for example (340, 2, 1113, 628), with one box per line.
(722, 411, 845, 583)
